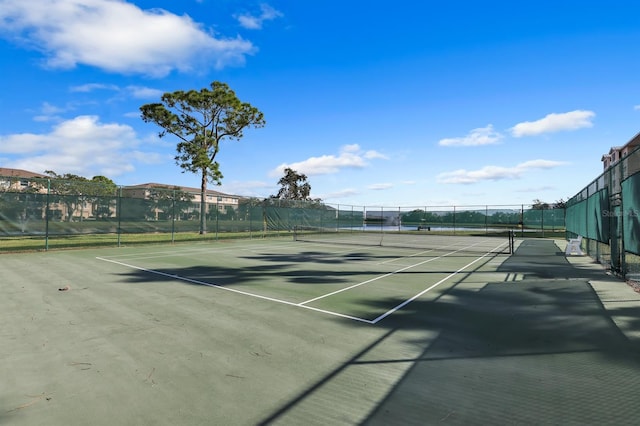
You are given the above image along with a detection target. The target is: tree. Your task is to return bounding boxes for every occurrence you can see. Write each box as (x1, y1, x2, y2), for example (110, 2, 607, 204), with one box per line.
(531, 199, 550, 210)
(44, 171, 90, 221)
(272, 168, 314, 201)
(44, 172, 117, 221)
(87, 176, 118, 219)
(147, 186, 194, 220)
(0, 178, 42, 232)
(553, 199, 567, 209)
(140, 81, 265, 234)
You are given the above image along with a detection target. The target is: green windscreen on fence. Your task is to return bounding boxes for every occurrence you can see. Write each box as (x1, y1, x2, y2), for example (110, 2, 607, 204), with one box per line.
(565, 189, 609, 244)
(587, 188, 610, 243)
(565, 199, 586, 237)
(1, 174, 569, 252)
(0, 191, 48, 236)
(622, 173, 640, 255)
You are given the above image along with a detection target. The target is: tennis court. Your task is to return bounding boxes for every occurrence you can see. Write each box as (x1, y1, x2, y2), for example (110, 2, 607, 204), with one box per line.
(94, 232, 511, 324)
(3, 234, 640, 425)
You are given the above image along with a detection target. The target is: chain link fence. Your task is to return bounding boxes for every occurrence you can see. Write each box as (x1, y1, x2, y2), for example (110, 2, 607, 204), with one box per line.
(1, 175, 565, 252)
(566, 144, 640, 278)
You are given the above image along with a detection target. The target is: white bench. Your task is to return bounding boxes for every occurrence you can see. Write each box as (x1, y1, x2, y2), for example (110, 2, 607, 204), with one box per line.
(565, 235, 583, 255)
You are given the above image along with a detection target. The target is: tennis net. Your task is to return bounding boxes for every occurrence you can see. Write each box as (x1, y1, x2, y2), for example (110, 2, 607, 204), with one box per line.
(293, 226, 514, 254)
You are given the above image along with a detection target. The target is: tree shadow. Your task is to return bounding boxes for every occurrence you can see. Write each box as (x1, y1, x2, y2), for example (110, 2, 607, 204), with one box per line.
(111, 244, 505, 290)
(259, 238, 640, 425)
(104, 238, 640, 423)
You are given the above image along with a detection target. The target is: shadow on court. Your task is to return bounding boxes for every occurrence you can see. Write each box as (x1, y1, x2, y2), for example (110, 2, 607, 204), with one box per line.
(112, 248, 500, 290)
(261, 239, 640, 425)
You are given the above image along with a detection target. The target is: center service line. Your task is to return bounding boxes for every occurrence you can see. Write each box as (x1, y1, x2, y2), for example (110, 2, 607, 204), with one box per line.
(299, 242, 500, 306)
(369, 244, 503, 324)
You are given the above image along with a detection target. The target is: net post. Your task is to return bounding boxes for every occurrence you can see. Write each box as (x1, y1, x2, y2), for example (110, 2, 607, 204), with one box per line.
(509, 229, 515, 254)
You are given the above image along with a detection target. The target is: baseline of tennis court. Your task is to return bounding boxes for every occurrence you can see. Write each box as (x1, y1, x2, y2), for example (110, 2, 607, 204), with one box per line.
(94, 236, 512, 324)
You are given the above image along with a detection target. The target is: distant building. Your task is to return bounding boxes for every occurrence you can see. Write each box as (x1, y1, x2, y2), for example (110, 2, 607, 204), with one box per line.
(601, 132, 640, 194)
(602, 131, 640, 171)
(0, 168, 47, 191)
(0, 168, 244, 221)
(122, 183, 242, 220)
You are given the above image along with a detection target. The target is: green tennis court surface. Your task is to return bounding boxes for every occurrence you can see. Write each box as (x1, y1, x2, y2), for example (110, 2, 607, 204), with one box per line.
(2, 237, 640, 425)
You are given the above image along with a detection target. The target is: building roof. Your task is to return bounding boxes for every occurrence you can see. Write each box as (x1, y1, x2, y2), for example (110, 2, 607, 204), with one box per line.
(0, 168, 47, 179)
(602, 131, 640, 162)
(0, 169, 248, 200)
(123, 182, 237, 198)
(626, 131, 640, 148)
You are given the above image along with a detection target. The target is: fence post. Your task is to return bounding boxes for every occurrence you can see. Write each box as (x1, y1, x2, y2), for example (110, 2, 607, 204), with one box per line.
(247, 201, 251, 239)
(45, 179, 50, 251)
(171, 189, 176, 243)
(117, 186, 122, 247)
(453, 206, 456, 234)
(485, 205, 488, 234)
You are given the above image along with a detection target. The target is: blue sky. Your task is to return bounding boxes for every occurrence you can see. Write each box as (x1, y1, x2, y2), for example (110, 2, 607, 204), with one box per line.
(1, 0, 639, 208)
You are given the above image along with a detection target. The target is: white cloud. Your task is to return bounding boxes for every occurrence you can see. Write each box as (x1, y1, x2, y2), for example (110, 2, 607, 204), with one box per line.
(634, 105, 640, 111)
(71, 83, 162, 100)
(510, 110, 595, 137)
(368, 183, 393, 190)
(0, 0, 256, 77)
(270, 144, 387, 177)
(32, 102, 68, 122)
(126, 86, 164, 99)
(219, 180, 272, 197)
(438, 125, 503, 147)
(70, 83, 119, 93)
(436, 159, 566, 184)
(319, 188, 360, 200)
(341, 144, 360, 153)
(515, 185, 556, 193)
(39, 102, 65, 115)
(364, 150, 389, 160)
(0, 115, 163, 177)
(236, 4, 283, 30)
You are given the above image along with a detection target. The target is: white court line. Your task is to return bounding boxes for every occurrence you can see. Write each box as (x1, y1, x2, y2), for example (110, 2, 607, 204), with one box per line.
(376, 239, 503, 265)
(95, 256, 374, 324)
(377, 247, 438, 264)
(96, 240, 506, 325)
(370, 244, 503, 324)
(299, 241, 506, 305)
(299, 255, 445, 305)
